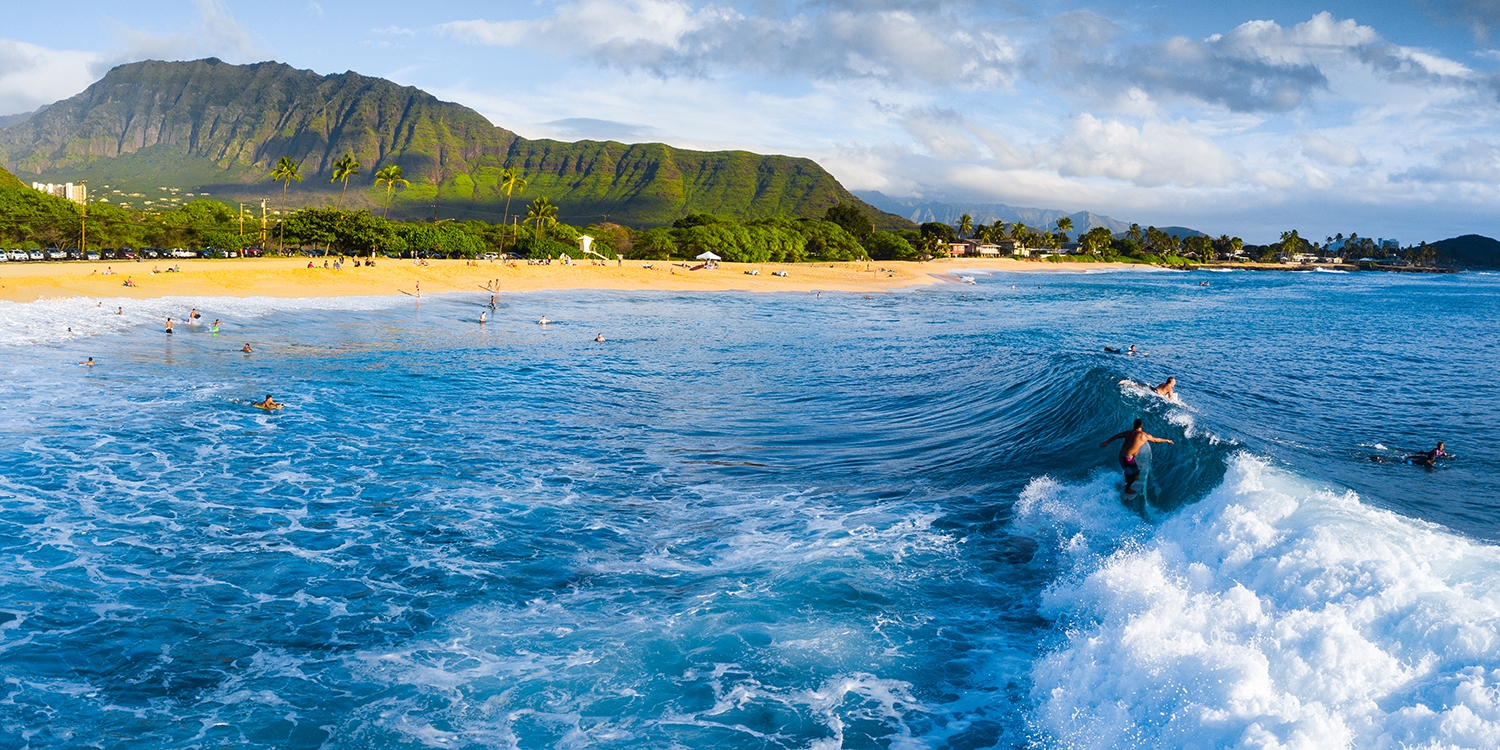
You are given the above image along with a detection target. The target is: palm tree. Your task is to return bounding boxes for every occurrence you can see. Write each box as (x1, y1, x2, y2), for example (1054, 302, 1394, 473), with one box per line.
(269, 156, 303, 251)
(500, 168, 528, 226)
(525, 196, 559, 230)
(1055, 216, 1073, 239)
(957, 213, 973, 239)
(331, 153, 361, 209)
(374, 164, 409, 219)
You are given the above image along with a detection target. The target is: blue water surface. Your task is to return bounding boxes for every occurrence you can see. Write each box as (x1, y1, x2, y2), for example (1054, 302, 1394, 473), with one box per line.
(1, 269, 1497, 748)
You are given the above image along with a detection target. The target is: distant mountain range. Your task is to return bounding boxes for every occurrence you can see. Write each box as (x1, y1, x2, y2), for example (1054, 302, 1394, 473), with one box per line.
(855, 191, 1206, 240)
(0, 58, 907, 228)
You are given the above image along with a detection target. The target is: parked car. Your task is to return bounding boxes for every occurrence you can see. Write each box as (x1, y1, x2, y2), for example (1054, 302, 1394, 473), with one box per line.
(86, 252, 100, 261)
(5, 250, 26, 261)
(46, 249, 67, 260)
(145, 249, 160, 258)
(170, 249, 196, 258)
(122, 249, 138, 260)
(67, 250, 84, 260)
(28, 250, 44, 261)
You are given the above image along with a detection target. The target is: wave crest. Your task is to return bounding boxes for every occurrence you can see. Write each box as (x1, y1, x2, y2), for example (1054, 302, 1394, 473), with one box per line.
(1028, 454, 1500, 748)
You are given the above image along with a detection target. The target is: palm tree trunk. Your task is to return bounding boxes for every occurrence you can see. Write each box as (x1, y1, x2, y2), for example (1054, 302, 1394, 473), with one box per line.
(280, 182, 288, 254)
(337, 179, 348, 210)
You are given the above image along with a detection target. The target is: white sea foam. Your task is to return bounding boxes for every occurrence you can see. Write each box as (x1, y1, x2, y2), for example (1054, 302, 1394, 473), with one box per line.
(1023, 454, 1500, 749)
(0, 294, 407, 348)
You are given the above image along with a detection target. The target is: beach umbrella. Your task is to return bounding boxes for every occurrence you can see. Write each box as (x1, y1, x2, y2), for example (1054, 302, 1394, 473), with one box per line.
(696, 251, 721, 261)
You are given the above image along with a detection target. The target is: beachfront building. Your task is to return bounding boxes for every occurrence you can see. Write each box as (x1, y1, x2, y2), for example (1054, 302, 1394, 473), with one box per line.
(31, 182, 87, 205)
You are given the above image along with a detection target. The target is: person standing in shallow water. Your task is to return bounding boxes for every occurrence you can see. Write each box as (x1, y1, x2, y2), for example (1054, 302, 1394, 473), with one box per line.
(1100, 418, 1174, 493)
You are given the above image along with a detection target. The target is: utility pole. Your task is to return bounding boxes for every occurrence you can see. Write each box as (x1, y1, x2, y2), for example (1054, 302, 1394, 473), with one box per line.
(259, 198, 268, 248)
(239, 202, 245, 240)
(79, 181, 87, 254)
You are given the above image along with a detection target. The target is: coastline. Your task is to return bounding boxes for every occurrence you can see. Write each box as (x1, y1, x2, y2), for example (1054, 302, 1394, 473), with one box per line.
(0, 257, 1151, 303)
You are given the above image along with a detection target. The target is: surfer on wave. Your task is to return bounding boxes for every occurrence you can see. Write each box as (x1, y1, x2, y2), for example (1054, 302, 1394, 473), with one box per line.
(1101, 418, 1174, 494)
(1119, 376, 1176, 399)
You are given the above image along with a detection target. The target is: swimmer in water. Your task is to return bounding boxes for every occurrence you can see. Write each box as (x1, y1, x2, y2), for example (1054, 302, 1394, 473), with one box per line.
(595, 333, 605, 342)
(241, 343, 253, 353)
(1118, 376, 1176, 399)
(1100, 418, 1175, 493)
(1127, 345, 1137, 355)
(211, 319, 220, 335)
(190, 309, 201, 323)
(479, 311, 487, 324)
(79, 357, 95, 366)
(256, 394, 281, 409)
(538, 316, 551, 326)
(165, 318, 174, 334)
(117, 307, 123, 315)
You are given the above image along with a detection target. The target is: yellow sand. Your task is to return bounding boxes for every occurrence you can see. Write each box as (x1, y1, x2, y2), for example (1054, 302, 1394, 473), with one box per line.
(0, 256, 1147, 303)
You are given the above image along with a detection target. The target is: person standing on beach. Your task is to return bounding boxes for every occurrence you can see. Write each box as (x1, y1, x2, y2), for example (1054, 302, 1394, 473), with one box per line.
(1100, 418, 1174, 493)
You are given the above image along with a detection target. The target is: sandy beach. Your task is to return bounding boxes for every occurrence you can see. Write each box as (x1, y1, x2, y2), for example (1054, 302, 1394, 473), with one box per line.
(0, 256, 1148, 303)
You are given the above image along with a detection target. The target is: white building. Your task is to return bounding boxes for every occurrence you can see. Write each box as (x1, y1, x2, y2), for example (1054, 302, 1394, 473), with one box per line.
(31, 182, 87, 205)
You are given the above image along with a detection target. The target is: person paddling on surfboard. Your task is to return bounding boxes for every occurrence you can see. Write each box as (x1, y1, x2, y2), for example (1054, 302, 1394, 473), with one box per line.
(255, 394, 282, 410)
(1409, 441, 1447, 468)
(1100, 418, 1174, 493)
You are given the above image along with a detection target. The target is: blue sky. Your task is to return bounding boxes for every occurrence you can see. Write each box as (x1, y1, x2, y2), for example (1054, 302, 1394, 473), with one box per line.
(3, 0, 1500, 242)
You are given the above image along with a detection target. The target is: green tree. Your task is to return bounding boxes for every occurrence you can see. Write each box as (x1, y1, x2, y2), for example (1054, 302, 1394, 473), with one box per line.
(374, 164, 410, 220)
(331, 153, 361, 209)
(526, 197, 559, 230)
(866, 231, 917, 261)
(499, 168, 528, 239)
(634, 227, 678, 259)
(1081, 226, 1113, 256)
(957, 213, 973, 238)
(824, 203, 873, 243)
(269, 156, 303, 251)
(1055, 216, 1073, 238)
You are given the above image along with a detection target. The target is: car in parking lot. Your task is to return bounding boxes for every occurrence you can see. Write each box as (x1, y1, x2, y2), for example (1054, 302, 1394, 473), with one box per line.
(45, 249, 66, 260)
(4, 250, 27, 261)
(29, 250, 44, 260)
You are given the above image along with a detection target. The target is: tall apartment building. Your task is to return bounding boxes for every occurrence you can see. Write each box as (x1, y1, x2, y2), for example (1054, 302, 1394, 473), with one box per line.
(30, 182, 87, 205)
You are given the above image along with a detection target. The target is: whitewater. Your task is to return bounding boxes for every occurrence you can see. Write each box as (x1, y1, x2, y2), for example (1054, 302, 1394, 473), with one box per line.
(1, 270, 1496, 748)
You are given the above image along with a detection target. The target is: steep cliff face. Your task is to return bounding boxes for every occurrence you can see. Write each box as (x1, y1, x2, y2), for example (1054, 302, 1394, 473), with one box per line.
(0, 58, 903, 227)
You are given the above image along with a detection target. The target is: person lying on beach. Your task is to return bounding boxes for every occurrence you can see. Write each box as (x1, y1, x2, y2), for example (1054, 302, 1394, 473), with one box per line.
(1100, 418, 1174, 492)
(1119, 377, 1176, 399)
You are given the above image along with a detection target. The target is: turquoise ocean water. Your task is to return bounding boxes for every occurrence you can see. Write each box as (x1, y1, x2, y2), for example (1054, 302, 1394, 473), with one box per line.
(1, 269, 1498, 748)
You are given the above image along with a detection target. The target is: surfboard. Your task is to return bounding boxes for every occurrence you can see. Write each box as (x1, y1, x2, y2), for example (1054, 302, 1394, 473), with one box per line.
(253, 403, 283, 411)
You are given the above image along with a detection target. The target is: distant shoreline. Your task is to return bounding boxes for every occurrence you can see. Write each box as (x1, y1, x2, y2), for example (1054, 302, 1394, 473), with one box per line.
(0, 256, 1463, 304)
(0, 257, 1146, 304)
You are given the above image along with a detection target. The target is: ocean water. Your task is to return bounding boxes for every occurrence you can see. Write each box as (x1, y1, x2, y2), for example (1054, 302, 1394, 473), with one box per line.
(1, 270, 1497, 749)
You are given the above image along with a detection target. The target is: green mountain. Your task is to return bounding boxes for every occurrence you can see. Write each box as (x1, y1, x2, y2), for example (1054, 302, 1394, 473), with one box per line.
(1430, 235, 1500, 269)
(0, 58, 906, 228)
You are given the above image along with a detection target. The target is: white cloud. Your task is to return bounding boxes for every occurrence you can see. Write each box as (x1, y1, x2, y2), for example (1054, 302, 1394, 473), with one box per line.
(98, 0, 259, 75)
(1049, 115, 1241, 188)
(0, 40, 99, 115)
(1300, 133, 1366, 166)
(440, 0, 1020, 88)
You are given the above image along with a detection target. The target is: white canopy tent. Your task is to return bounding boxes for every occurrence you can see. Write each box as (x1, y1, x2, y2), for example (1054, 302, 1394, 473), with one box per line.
(696, 251, 721, 261)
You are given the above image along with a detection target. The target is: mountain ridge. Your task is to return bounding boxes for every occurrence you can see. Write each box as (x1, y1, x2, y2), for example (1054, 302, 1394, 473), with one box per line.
(0, 58, 907, 228)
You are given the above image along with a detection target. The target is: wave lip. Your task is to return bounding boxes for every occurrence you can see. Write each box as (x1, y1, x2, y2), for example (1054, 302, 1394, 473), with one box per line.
(1025, 454, 1500, 749)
